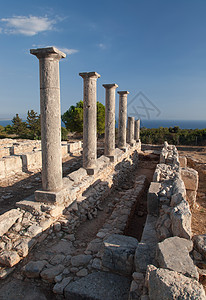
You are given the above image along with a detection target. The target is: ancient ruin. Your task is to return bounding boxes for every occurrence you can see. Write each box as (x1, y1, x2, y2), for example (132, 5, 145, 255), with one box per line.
(0, 47, 205, 299)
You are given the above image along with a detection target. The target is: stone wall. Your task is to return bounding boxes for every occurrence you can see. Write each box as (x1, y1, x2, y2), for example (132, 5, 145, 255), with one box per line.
(0, 139, 82, 179)
(0, 143, 141, 277)
(130, 142, 205, 299)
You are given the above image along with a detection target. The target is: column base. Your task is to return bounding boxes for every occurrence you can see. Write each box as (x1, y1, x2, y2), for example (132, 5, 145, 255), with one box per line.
(106, 155, 116, 162)
(35, 188, 67, 204)
(119, 147, 127, 152)
(129, 141, 136, 147)
(86, 168, 96, 176)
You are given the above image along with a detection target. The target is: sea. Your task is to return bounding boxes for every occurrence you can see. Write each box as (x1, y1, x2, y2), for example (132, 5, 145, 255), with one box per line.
(0, 119, 206, 130)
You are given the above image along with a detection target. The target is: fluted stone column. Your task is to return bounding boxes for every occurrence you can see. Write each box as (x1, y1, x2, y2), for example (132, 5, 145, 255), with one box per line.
(118, 91, 129, 151)
(30, 47, 66, 198)
(79, 72, 100, 175)
(127, 116, 135, 146)
(135, 119, 140, 141)
(103, 84, 118, 161)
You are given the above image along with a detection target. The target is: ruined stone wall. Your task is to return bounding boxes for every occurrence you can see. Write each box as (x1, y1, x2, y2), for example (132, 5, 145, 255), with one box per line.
(130, 142, 205, 299)
(0, 139, 82, 179)
(0, 143, 141, 277)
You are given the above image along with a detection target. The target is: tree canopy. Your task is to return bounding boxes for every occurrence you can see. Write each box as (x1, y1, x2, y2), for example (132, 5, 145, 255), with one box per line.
(62, 100, 105, 135)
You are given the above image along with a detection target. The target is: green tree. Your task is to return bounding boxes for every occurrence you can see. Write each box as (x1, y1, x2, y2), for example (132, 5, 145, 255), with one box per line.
(62, 101, 83, 133)
(62, 100, 105, 135)
(61, 127, 68, 141)
(27, 110, 41, 139)
(12, 114, 28, 137)
(97, 101, 105, 135)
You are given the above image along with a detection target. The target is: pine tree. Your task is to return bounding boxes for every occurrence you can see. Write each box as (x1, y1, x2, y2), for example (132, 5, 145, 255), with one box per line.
(27, 110, 41, 139)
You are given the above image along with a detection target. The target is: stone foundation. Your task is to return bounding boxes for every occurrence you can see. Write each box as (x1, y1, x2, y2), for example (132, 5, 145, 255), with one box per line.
(0, 139, 82, 180)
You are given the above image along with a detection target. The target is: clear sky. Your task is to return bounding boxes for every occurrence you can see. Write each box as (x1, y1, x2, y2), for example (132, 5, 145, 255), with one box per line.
(0, 0, 206, 121)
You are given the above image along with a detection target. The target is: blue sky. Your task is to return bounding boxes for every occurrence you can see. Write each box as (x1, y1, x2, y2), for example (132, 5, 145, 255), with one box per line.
(0, 0, 206, 121)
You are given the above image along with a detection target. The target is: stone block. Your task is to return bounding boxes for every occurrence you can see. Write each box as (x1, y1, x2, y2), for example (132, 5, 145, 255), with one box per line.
(170, 200, 192, 239)
(23, 260, 47, 278)
(35, 188, 68, 204)
(102, 234, 138, 275)
(0, 159, 5, 180)
(181, 167, 198, 191)
(147, 182, 161, 216)
(16, 200, 42, 214)
(0, 209, 22, 236)
(68, 141, 82, 153)
(193, 234, 206, 260)
(156, 236, 198, 279)
(40, 264, 64, 283)
(61, 144, 68, 157)
(4, 155, 22, 176)
(64, 271, 131, 300)
(172, 177, 186, 198)
(0, 250, 21, 267)
(68, 168, 87, 183)
(187, 190, 197, 208)
(71, 254, 92, 267)
(21, 151, 42, 171)
(135, 215, 158, 272)
(146, 265, 206, 300)
(179, 155, 187, 167)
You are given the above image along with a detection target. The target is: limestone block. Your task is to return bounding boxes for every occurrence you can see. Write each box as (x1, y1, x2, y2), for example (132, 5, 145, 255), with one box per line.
(135, 215, 158, 272)
(179, 155, 187, 167)
(16, 200, 42, 214)
(4, 155, 22, 176)
(193, 234, 206, 260)
(156, 236, 198, 279)
(170, 200, 192, 239)
(187, 190, 197, 208)
(35, 188, 68, 204)
(61, 144, 68, 157)
(0, 147, 10, 159)
(147, 182, 161, 216)
(172, 177, 186, 198)
(68, 168, 87, 184)
(96, 155, 110, 172)
(146, 265, 206, 300)
(0, 209, 22, 236)
(68, 141, 82, 153)
(21, 151, 42, 171)
(181, 167, 198, 191)
(64, 271, 131, 300)
(102, 234, 138, 275)
(0, 159, 5, 180)
(0, 250, 21, 267)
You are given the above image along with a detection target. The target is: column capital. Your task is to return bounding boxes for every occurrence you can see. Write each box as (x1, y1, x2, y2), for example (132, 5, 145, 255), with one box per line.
(117, 91, 129, 95)
(79, 72, 100, 79)
(102, 83, 118, 89)
(30, 47, 66, 60)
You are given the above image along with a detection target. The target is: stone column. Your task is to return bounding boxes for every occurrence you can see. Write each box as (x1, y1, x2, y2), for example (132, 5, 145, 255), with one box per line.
(118, 91, 129, 151)
(79, 72, 100, 175)
(103, 84, 118, 161)
(30, 47, 66, 192)
(127, 116, 135, 146)
(135, 119, 140, 141)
